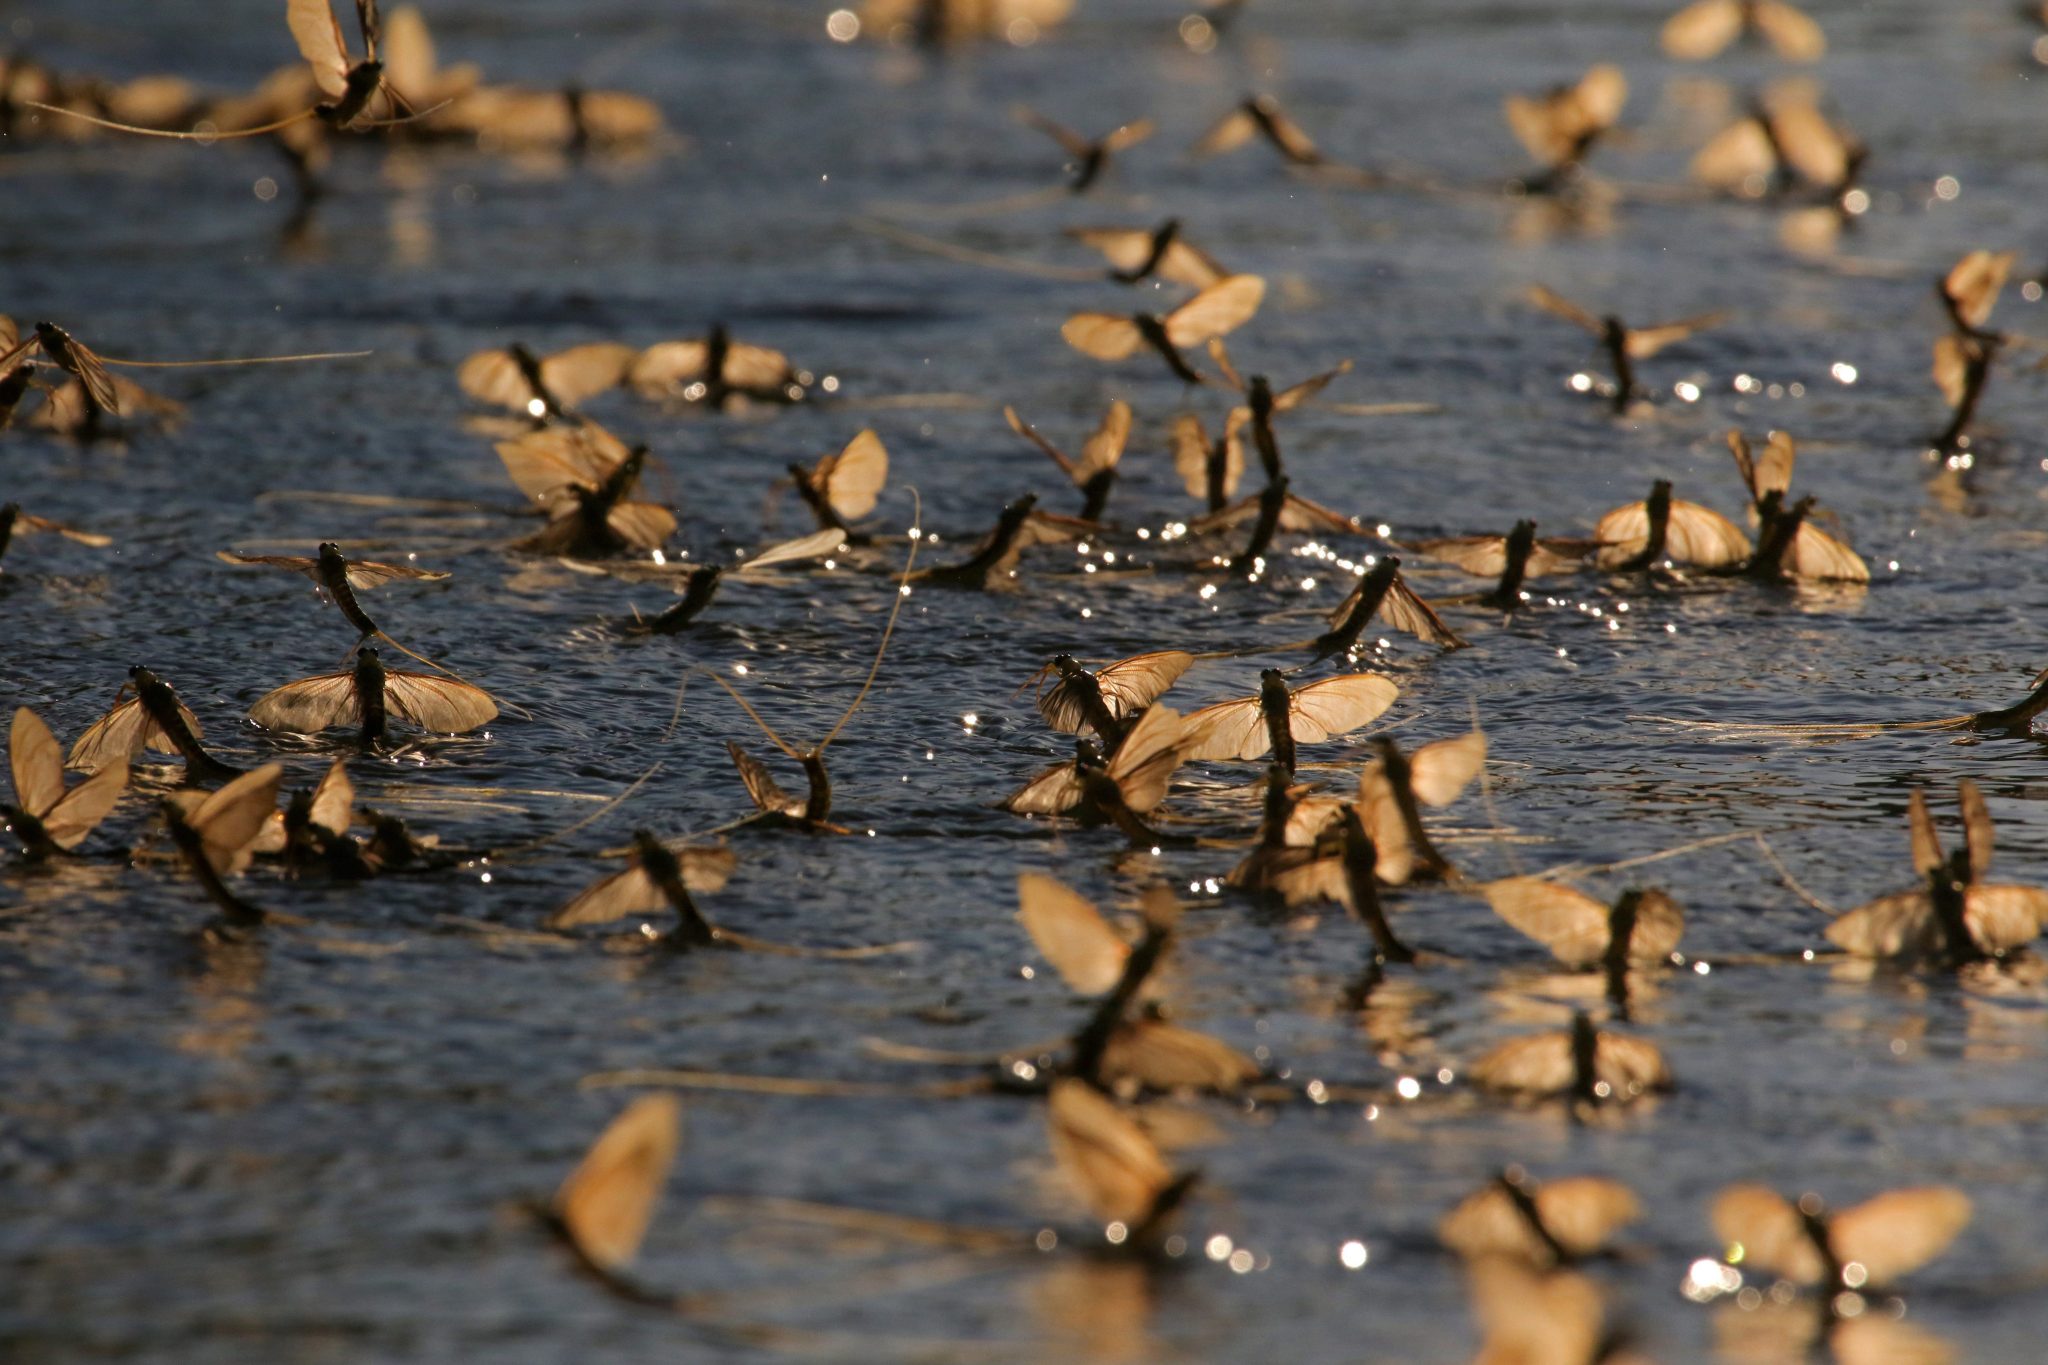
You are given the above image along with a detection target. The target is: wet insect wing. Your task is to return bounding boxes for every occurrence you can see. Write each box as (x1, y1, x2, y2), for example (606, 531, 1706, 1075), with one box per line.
(33, 324, 119, 416)
(549, 863, 664, 929)
(381, 4, 480, 107)
(1712, 1184, 1827, 1284)
(812, 429, 889, 521)
(1595, 495, 1749, 569)
(180, 763, 286, 876)
(1106, 706, 1188, 813)
(1623, 312, 1727, 360)
(1942, 249, 2014, 333)
(552, 1094, 682, 1274)
(1061, 312, 1146, 362)
(739, 529, 850, 574)
(68, 693, 203, 772)
(1824, 889, 1943, 963)
(728, 741, 805, 817)
(603, 501, 677, 552)
(1046, 1079, 1185, 1233)
(289, 0, 360, 100)
(1017, 872, 1130, 996)
(380, 671, 498, 734)
(1161, 274, 1265, 349)
(1289, 674, 1400, 744)
(1692, 115, 1778, 191)
(1377, 573, 1468, 648)
(9, 707, 65, 818)
(1484, 877, 1614, 966)
(1355, 763, 1414, 883)
(1826, 1188, 1972, 1286)
(1409, 535, 1512, 577)
(1907, 788, 1944, 879)
(249, 671, 359, 733)
(539, 343, 639, 409)
(1962, 885, 2048, 953)
(496, 423, 632, 505)
(1783, 522, 1869, 582)
(1076, 401, 1132, 481)
(1003, 759, 1089, 815)
(1093, 651, 1194, 717)
(306, 758, 354, 836)
(1100, 1017, 1259, 1094)
(1958, 779, 1992, 881)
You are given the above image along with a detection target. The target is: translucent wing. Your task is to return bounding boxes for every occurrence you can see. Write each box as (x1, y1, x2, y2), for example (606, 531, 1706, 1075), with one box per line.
(1259, 101, 1322, 162)
(1661, 0, 1743, 59)
(1100, 1019, 1258, 1094)
(1574, 65, 1627, 130)
(1771, 101, 1850, 188)
(1190, 107, 1258, 159)
(1528, 540, 1600, 575)
(1093, 651, 1193, 716)
(1046, 1080, 1174, 1228)
(288, 0, 355, 98)
(1692, 117, 1778, 191)
(605, 502, 677, 551)
(381, 672, 499, 734)
(216, 551, 318, 580)
(1958, 778, 1993, 880)
(1753, 0, 1826, 61)
(1062, 313, 1144, 361)
(626, 340, 711, 395)
(1592, 502, 1651, 568)
(1592, 1035, 1670, 1096)
(1005, 406, 1076, 479)
(1017, 872, 1129, 996)
(307, 758, 354, 835)
(249, 672, 360, 733)
(1829, 1189, 1971, 1286)
(1630, 890, 1687, 962)
(1535, 1177, 1643, 1258)
(529, 343, 632, 409)
(1908, 788, 1943, 878)
(1016, 105, 1091, 157)
(1505, 93, 1573, 167)
(1409, 535, 1508, 577)
(1356, 764, 1414, 883)
(1470, 1032, 1576, 1095)
(719, 343, 796, 393)
(344, 558, 450, 588)
(1663, 499, 1751, 567)
(37, 759, 128, 851)
(1943, 250, 2013, 331)
(1931, 335, 1970, 407)
(496, 424, 630, 502)
(1963, 886, 2048, 953)
(1625, 312, 1728, 359)
(68, 695, 197, 771)
(1069, 227, 1157, 274)
(1100, 118, 1155, 154)
(573, 92, 664, 146)
(1784, 523, 1868, 583)
(1287, 674, 1399, 744)
(1162, 275, 1265, 348)
(1484, 877, 1613, 967)
(458, 349, 536, 411)
(552, 1094, 682, 1273)
(187, 764, 286, 876)
(1076, 400, 1131, 480)
(738, 528, 848, 573)
(1157, 239, 1229, 290)
(1467, 1261, 1608, 1365)
(548, 864, 665, 929)
(1272, 359, 1351, 412)
(1712, 1183, 1826, 1284)
(1407, 731, 1486, 806)
(1170, 414, 1218, 500)
(1440, 1184, 1549, 1262)
(818, 429, 889, 520)
(1825, 890, 1942, 963)
(1108, 706, 1188, 812)
(1003, 761, 1086, 815)
(1525, 285, 1602, 334)
(1378, 575, 1468, 648)
(10, 707, 65, 818)
(1276, 493, 1360, 535)
(1180, 695, 1271, 762)
(729, 742, 804, 817)
(1745, 429, 1797, 500)
(12, 512, 111, 547)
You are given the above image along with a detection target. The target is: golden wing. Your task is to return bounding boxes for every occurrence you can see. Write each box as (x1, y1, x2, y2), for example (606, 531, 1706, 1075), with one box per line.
(1963, 885, 2048, 954)
(1467, 1260, 1608, 1365)
(1160, 238, 1229, 289)
(1076, 400, 1131, 480)
(1180, 694, 1272, 762)
(1356, 765, 1414, 884)
(1525, 284, 1602, 334)
(1062, 313, 1144, 361)
(1958, 778, 1993, 879)
(288, 0, 355, 96)
(1943, 250, 2015, 331)
(605, 501, 678, 551)
(457, 349, 532, 410)
(1017, 871, 1129, 996)
(249, 671, 361, 734)
(1692, 117, 1778, 191)
(343, 557, 451, 588)
(496, 425, 627, 503)
(1504, 93, 1572, 166)
(1661, 0, 1743, 59)
(1592, 502, 1651, 568)
(307, 758, 355, 835)
(1470, 1032, 1576, 1095)
(1439, 1184, 1546, 1263)
(548, 864, 665, 929)
(1046, 1079, 1173, 1228)
(1162, 274, 1265, 348)
(538, 342, 638, 408)
(740, 528, 849, 573)
(189, 763, 286, 876)
(1626, 312, 1729, 359)
(1711, 1183, 1826, 1283)
(1099, 1018, 1258, 1093)
(15, 512, 112, 546)
(1825, 890, 1941, 963)
(68, 695, 191, 771)
(1535, 1176, 1642, 1258)
(1591, 1034, 1670, 1097)
(1100, 118, 1155, 154)
(1003, 760, 1086, 815)
(1378, 576, 1467, 648)
(1273, 359, 1351, 412)
(1409, 535, 1508, 577)
(1908, 788, 1943, 877)
(719, 343, 795, 393)
(552, 1094, 682, 1272)
(1407, 731, 1486, 806)
(1629, 889, 1687, 962)
(626, 340, 711, 395)
(1068, 227, 1156, 273)
(380, 672, 500, 734)
(1484, 877, 1612, 967)
(1771, 100, 1850, 188)
(1190, 106, 1258, 159)
(1930, 335, 1970, 407)
(1108, 706, 1188, 812)
(36, 759, 128, 851)
(1169, 414, 1216, 500)
(1784, 523, 1868, 583)
(1287, 673, 1399, 744)
(1753, 0, 1826, 61)
(10, 707, 66, 818)
(1828, 1188, 1971, 1286)
(1093, 650, 1193, 716)
(1662, 499, 1751, 568)
(822, 429, 888, 520)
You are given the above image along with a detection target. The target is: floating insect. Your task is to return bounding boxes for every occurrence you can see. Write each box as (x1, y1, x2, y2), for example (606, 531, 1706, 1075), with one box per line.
(0, 321, 119, 424)
(1825, 782, 2048, 968)
(68, 665, 244, 785)
(1192, 93, 1328, 168)
(1355, 732, 1486, 884)
(627, 326, 806, 406)
(1061, 275, 1266, 385)
(1408, 521, 1600, 611)
(1029, 649, 1194, 751)
(1170, 407, 1248, 513)
(544, 1093, 682, 1297)
(856, 0, 1075, 47)
(4, 708, 127, 860)
(1662, 0, 1825, 62)
(1188, 475, 1356, 577)
(626, 566, 723, 635)
(261, 758, 368, 878)
(1439, 1167, 1641, 1267)
(1484, 879, 1684, 1013)
(1182, 670, 1398, 773)
(509, 442, 675, 558)
(1504, 64, 1628, 191)
(1726, 430, 1869, 583)
(1002, 705, 1192, 845)
(1469, 1011, 1671, 1108)
(1524, 286, 1730, 413)
(1709, 1183, 1970, 1295)
(0, 502, 111, 566)
(1003, 400, 1129, 522)
(1066, 219, 1228, 288)
(457, 341, 638, 420)
(218, 542, 451, 647)
(1206, 342, 1352, 485)
(161, 763, 286, 926)
(1013, 107, 1154, 193)
(1691, 88, 1864, 205)
(909, 493, 1082, 590)
(248, 647, 499, 745)
(546, 832, 737, 948)
(1930, 249, 2015, 452)
(1593, 479, 1751, 572)
(1045, 1079, 1200, 1253)
(289, 0, 396, 127)
(1306, 556, 1468, 659)
(788, 430, 889, 542)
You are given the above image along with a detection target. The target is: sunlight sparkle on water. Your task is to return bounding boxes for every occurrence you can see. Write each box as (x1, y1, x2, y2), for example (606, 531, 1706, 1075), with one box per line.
(1340, 1241, 1369, 1269)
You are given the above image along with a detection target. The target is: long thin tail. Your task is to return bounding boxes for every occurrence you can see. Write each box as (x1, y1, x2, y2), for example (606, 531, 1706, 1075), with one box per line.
(22, 100, 313, 140)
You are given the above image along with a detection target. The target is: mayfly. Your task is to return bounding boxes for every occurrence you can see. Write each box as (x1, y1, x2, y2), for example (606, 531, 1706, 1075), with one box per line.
(788, 430, 889, 542)
(68, 665, 244, 785)
(0, 502, 111, 566)
(625, 565, 723, 635)
(627, 326, 806, 406)
(4, 708, 127, 859)
(161, 763, 286, 927)
(1408, 521, 1601, 611)
(217, 542, 452, 648)
(1726, 430, 1869, 582)
(1003, 400, 1129, 522)
(1067, 219, 1228, 288)
(1709, 1184, 1970, 1295)
(1525, 286, 1730, 413)
(1028, 649, 1194, 751)
(1169, 407, 1248, 513)
(1002, 705, 1193, 847)
(1182, 670, 1398, 773)
(1483, 878, 1684, 1012)
(1046, 1079, 1200, 1253)
(1504, 64, 1628, 192)
(1013, 107, 1155, 193)
(1825, 781, 2048, 968)
(1061, 275, 1265, 385)
(1662, 0, 1825, 62)
(510, 443, 675, 557)
(1206, 341, 1352, 485)
(543, 1093, 682, 1300)
(1691, 90, 1864, 207)
(457, 341, 638, 420)
(1592, 479, 1751, 572)
(1469, 1011, 1671, 1108)
(1439, 1167, 1641, 1268)
(266, 757, 371, 878)
(248, 646, 499, 745)
(546, 832, 737, 948)
(1930, 249, 2015, 452)
(1192, 93, 1329, 169)
(909, 493, 1086, 591)
(1303, 556, 1468, 660)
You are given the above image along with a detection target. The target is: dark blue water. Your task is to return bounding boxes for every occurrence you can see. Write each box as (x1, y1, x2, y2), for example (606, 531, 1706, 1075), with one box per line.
(6, 1, 2048, 1359)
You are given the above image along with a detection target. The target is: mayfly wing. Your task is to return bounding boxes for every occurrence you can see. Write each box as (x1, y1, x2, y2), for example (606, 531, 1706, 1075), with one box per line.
(1016, 871, 1129, 996)
(249, 672, 360, 733)
(1061, 313, 1145, 361)
(1162, 275, 1266, 349)
(288, 0, 356, 98)
(1285, 674, 1399, 744)
(380, 672, 499, 733)
(1483, 877, 1612, 966)
(552, 1094, 682, 1272)
(1407, 731, 1487, 806)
